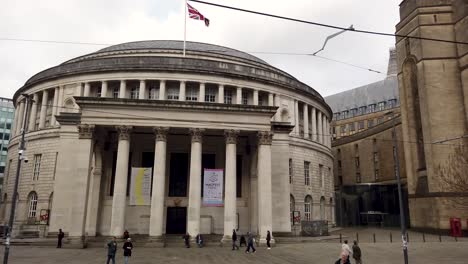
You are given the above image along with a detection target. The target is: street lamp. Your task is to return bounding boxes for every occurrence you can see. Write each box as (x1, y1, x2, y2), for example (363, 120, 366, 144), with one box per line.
(3, 94, 32, 264)
(384, 111, 408, 264)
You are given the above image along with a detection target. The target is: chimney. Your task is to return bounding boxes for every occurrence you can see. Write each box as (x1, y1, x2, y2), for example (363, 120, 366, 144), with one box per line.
(387, 48, 397, 77)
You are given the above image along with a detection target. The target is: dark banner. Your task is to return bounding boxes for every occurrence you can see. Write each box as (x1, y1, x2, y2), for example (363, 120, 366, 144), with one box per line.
(301, 220, 329, 236)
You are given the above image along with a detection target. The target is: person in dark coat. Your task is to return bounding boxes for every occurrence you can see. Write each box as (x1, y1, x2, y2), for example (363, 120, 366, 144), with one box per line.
(182, 233, 190, 248)
(196, 234, 204, 248)
(245, 232, 256, 253)
(123, 230, 130, 240)
(239, 234, 246, 247)
(335, 252, 351, 264)
(106, 237, 118, 264)
(352, 240, 362, 264)
(57, 229, 64, 248)
(232, 229, 239, 250)
(266, 230, 272, 249)
(123, 238, 133, 264)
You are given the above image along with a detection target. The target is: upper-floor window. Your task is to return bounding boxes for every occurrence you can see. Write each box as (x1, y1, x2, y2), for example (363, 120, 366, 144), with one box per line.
(32, 154, 42, 181)
(341, 126, 346, 133)
(130, 87, 139, 99)
(334, 113, 340, 121)
(368, 104, 376, 113)
(387, 99, 397, 109)
(319, 164, 324, 188)
(368, 119, 374, 128)
(149, 87, 159, 100)
(358, 106, 367, 115)
(377, 102, 386, 111)
(358, 120, 365, 130)
(349, 122, 355, 132)
(342, 110, 349, 119)
(224, 90, 233, 104)
(242, 91, 248, 105)
(112, 88, 119, 98)
(350, 108, 358, 117)
(186, 87, 198, 101)
(27, 192, 38, 218)
(167, 87, 179, 100)
(205, 87, 216, 102)
(289, 159, 293, 184)
(96, 87, 102, 97)
(304, 196, 312, 221)
(304, 161, 310, 186)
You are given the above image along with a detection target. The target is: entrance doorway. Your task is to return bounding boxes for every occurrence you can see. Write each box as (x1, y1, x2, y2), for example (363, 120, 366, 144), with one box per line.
(166, 207, 187, 234)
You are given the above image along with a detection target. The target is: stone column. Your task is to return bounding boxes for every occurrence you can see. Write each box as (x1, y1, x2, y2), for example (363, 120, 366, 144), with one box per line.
(274, 94, 281, 122)
(317, 111, 322, 144)
(294, 100, 299, 135)
(223, 130, 239, 240)
(149, 127, 169, 238)
(187, 128, 204, 237)
(236, 87, 242, 104)
(11, 105, 19, 136)
(268, 93, 274, 106)
(83, 82, 90, 97)
(322, 114, 327, 145)
(159, 80, 166, 100)
(311, 107, 317, 141)
(110, 126, 132, 237)
(101, 81, 108, 98)
(28, 93, 39, 132)
(38, 90, 49, 129)
(218, 84, 224, 103)
(249, 143, 258, 233)
(119, 80, 127, 99)
(58, 85, 64, 114)
(179, 81, 186, 101)
(303, 104, 309, 139)
(15, 100, 25, 135)
(51, 87, 59, 126)
(199, 83, 205, 102)
(257, 131, 274, 244)
(139, 80, 146, 99)
(85, 140, 102, 237)
(253, 90, 259, 105)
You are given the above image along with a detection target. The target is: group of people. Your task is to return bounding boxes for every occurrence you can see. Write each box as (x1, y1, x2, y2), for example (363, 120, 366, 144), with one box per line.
(183, 229, 273, 252)
(335, 240, 362, 264)
(105, 230, 134, 264)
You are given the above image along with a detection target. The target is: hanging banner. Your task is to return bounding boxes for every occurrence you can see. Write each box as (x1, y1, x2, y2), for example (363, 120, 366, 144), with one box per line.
(129, 167, 152, 206)
(203, 169, 224, 207)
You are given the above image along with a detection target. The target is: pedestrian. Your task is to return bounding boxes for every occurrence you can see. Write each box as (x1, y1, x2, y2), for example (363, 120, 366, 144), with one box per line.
(245, 232, 256, 253)
(352, 240, 362, 264)
(123, 230, 130, 240)
(232, 229, 239, 250)
(106, 237, 118, 264)
(196, 234, 204, 248)
(335, 251, 351, 264)
(239, 234, 246, 247)
(266, 230, 272, 249)
(123, 238, 133, 264)
(182, 233, 190, 248)
(341, 240, 352, 262)
(57, 229, 64, 248)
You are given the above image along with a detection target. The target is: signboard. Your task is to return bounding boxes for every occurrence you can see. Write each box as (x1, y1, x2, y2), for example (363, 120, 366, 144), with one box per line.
(203, 169, 224, 206)
(129, 167, 152, 206)
(293, 211, 301, 225)
(39, 209, 49, 225)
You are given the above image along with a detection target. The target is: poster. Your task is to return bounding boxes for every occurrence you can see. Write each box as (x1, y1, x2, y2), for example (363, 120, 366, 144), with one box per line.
(129, 167, 152, 206)
(203, 169, 224, 206)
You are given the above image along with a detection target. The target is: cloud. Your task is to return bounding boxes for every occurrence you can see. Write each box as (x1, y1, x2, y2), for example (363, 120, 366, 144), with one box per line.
(0, 0, 399, 99)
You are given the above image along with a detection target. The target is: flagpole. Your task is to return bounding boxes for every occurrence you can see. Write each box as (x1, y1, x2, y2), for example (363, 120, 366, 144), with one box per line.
(183, 0, 187, 57)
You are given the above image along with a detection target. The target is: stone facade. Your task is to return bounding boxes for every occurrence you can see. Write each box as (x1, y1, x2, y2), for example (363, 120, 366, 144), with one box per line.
(396, 0, 468, 232)
(1, 41, 333, 245)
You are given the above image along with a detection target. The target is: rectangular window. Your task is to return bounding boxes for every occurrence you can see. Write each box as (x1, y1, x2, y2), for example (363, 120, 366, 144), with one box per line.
(289, 159, 293, 184)
(167, 87, 179, 100)
(149, 88, 159, 100)
(377, 102, 386, 111)
(350, 108, 357, 117)
(358, 120, 365, 130)
(341, 126, 346, 133)
(242, 91, 248, 105)
(377, 117, 384, 124)
(334, 113, 340, 120)
(33, 154, 42, 180)
(130, 88, 139, 99)
(368, 104, 376, 113)
(113, 88, 119, 98)
(342, 110, 349, 119)
(368, 119, 374, 128)
(205, 87, 216, 102)
(358, 106, 366, 115)
(349, 123, 355, 132)
(374, 169, 379, 181)
(355, 157, 360, 168)
(185, 87, 198, 101)
(224, 90, 233, 104)
(96, 87, 102, 97)
(304, 161, 310, 186)
(319, 164, 324, 188)
(304, 200, 311, 221)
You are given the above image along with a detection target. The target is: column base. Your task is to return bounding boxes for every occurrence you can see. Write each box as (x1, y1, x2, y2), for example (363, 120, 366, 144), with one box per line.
(220, 235, 232, 246)
(67, 236, 87, 248)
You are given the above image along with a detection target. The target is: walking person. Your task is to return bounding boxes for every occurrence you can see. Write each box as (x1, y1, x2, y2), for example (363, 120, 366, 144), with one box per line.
(57, 229, 64, 248)
(182, 233, 190, 248)
(245, 232, 256, 253)
(352, 240, 362, 264)
(266, 230, 272, 249)
(335, 251, 351, 264)
(123, 238, 133, 264)
(232, 229, 239, 250)
(341, 240, 352, 262)
(106, 237, 118, 264)
(196, 234, 204, 248)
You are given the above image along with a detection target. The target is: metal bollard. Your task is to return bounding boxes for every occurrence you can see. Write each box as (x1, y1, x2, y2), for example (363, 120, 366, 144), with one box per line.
(373, 233, 376, 243)
(340, 233, 342, 243)
(390, 232, 392, 243)
(439, 232, 442, 242)
(422, 233, 425, 242)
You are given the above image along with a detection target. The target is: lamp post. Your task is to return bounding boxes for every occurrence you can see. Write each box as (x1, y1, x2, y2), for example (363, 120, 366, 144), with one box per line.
(3, 94, 31, 264)
(385, 111, 408, 264)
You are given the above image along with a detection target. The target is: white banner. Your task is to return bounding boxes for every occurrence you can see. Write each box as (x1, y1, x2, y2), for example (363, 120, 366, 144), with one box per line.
(203, 169, 224, 207)
(129, 167, 152, 206)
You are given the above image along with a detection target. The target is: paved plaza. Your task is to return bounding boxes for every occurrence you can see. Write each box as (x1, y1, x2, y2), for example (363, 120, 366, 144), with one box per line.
(0, 241, 467, 264)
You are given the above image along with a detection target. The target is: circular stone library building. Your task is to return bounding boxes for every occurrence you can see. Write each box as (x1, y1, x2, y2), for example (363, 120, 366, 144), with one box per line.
(2, 40, 334, 245)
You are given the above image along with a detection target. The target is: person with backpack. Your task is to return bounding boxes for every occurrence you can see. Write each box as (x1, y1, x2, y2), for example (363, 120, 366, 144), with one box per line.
(245, 232, 256, 253)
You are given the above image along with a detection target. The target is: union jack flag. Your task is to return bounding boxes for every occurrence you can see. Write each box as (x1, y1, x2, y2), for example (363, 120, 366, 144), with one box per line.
(187, 3, 210, 27)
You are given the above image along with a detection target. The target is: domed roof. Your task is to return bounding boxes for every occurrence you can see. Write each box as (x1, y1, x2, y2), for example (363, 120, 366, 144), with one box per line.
(94, 40, 268, 65)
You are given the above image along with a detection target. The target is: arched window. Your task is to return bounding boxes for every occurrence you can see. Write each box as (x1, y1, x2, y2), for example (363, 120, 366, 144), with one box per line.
(290, 194, 295, 224)
(304, 195, 312, 221)
(28, 192, 38, 219)
(320, 196, 325, 220)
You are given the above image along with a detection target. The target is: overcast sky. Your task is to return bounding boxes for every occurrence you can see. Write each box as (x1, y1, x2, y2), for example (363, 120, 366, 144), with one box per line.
(0, 0, 400, 99)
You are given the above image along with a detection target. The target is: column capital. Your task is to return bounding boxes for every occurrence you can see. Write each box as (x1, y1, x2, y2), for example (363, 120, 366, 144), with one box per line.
(78, 124, 95, 139)
(189, 128, 205, 143)
(153, 127, 169, 142)
(224, 129, 240, 144)
(116, 125, 132, 140)
(257, 131, 273, 145)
